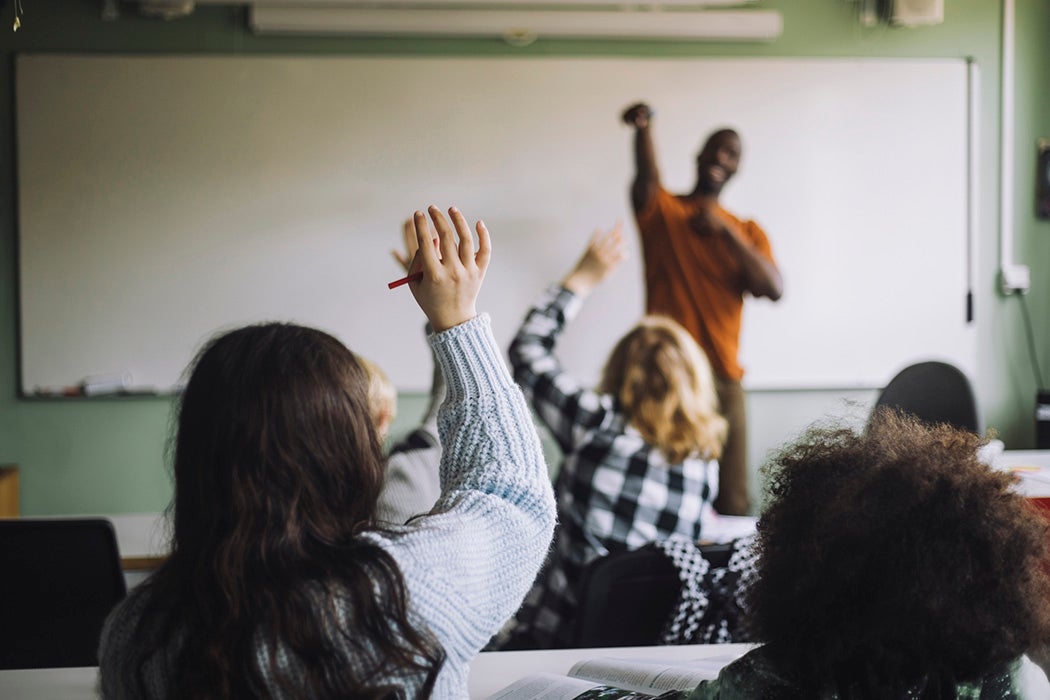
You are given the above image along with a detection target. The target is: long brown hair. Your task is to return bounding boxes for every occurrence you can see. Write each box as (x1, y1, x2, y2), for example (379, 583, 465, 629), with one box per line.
(599, 315, 727, 463)
(121, 323, 443, 698)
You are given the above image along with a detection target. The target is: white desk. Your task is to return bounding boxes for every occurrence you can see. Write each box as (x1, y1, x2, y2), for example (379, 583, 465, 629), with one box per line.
(2, 646, 1048, 698)
(0, 667, 97, 699)
(993, 449, 1050, 500)
(0, 645, 748, 700)
(104, 512, 168, 571)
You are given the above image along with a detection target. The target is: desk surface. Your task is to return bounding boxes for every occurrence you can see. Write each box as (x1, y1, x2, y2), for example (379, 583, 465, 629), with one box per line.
(0, 644, 749, 699)
(105, 513, 167, 557)
(3, 646, 1048, 699)
(0, 666, 95, 700)
(992, 449, 1050, 499)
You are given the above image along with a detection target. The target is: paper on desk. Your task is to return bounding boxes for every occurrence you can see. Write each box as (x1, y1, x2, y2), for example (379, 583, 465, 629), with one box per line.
(699, 510, 758, 544)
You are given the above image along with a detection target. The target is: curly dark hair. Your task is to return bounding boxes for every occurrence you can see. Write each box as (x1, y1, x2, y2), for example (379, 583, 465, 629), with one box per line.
(746, 408, 1050, 698)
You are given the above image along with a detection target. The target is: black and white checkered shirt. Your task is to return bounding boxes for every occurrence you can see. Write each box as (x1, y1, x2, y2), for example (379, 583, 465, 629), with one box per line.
(504, 285, 719, 649)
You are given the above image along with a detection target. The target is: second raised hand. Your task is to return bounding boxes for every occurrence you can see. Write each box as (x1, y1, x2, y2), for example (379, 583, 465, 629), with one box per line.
(408, 205, 491, 332)
(561, 222, 627, 297)
(392, 217, 421, 274)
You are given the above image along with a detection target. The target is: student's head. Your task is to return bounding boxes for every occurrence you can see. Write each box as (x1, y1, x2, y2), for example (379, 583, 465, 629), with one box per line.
(695, 128, 741, 196)
(747, 409, 1050, 695)
(173, 322, 385, 547)
(359, 355, 397, 440)
(599, 315, 727, 463)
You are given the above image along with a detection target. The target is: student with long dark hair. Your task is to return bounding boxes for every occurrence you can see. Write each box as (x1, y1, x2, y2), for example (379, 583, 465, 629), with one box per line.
(98, 206, 556, 699)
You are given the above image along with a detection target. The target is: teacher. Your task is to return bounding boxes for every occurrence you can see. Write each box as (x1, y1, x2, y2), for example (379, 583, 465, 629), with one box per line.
(621, 101, 783, 516)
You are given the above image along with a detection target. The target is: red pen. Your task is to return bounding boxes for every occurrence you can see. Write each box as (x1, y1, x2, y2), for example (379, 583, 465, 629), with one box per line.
(387, 271, 423, 289)
(388, 236, 439, 289)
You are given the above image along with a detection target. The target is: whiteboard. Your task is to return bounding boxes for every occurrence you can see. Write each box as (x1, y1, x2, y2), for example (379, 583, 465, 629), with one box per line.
(16, 54, 975, 394)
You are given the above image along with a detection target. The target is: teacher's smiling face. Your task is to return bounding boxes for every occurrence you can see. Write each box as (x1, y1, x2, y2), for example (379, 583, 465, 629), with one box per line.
(695, 129, 742, 196)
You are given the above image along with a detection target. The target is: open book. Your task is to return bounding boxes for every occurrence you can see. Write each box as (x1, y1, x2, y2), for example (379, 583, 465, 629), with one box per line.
(486, 651, 744, 700)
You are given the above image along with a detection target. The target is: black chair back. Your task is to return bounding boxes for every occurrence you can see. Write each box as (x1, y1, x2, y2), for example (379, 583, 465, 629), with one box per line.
(0, 518, 127, 669)
(572, 542, 733, 648)
(873, 361, 979, 433)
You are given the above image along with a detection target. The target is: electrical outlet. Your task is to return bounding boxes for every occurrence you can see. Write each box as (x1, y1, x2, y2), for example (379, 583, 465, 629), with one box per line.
(1001, 263, 1031, 295)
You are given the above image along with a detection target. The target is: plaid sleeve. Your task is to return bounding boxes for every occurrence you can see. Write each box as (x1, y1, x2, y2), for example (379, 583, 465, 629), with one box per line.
(508, 284, 613, 453)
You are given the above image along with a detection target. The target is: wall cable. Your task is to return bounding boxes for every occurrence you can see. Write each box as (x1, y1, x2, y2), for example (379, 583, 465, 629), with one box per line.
(1017, 292, 1047, 389)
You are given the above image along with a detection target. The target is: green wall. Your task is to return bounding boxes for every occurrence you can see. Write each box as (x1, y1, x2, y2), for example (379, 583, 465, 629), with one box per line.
(0, 0, 1046, 515)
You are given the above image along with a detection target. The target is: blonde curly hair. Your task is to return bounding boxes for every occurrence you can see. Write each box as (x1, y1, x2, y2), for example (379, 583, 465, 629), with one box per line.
(599, 315, 727, 463)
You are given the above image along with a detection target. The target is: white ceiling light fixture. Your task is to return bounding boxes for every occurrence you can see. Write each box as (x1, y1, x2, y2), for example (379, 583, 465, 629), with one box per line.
(246, 4, 783, 42)
(239, 0, 764, 7)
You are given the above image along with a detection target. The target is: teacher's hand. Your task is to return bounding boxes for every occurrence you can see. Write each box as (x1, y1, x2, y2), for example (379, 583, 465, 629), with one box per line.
(621, 102, 652, 129)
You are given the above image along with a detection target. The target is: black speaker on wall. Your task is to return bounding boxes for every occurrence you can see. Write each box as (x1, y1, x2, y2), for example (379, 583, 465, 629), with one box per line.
(1037, 139, 1050, 220)
(1038, 390, 1050, 450)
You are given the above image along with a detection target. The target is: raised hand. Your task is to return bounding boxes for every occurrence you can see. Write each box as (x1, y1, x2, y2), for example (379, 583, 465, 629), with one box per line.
(392, 217, 421, 274)
(392, 215, 445, 274)
(406, 205, 491, 332)
(621, 102, 653, 129)
(561, 222, 627, 297)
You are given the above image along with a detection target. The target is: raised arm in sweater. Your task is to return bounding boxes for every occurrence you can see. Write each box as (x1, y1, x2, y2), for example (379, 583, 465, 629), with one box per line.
(364, 208, 556, 697)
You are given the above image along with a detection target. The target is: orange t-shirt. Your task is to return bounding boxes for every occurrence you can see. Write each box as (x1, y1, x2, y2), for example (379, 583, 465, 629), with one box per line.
(635, 187, 775, 381)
